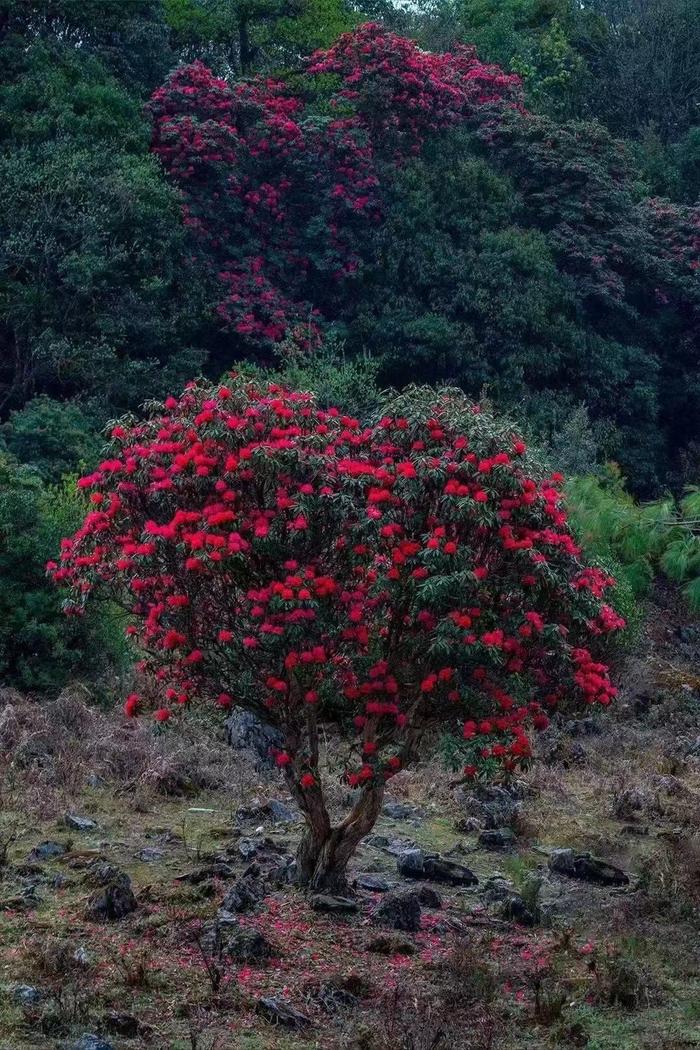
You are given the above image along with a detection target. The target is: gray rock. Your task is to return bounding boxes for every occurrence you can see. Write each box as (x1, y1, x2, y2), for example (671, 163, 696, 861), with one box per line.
(10, 984, 43, 1005)
(396, 848, 425, 877)
(225, 928, 273, 962)
(226, 710, 283, 767)
(87, 876, 137, 922)
(477, 827, 517, 852)
(256, 996, 310, 1028)
(220, 874, 262, 914)
(480, 874, 517, 903)
(28, 840, 68, 862)
(548, 848, 576, 876)
(135, 847, 165, 862)
(355, 874, 391, 893)
(500, 895, 537, 926)
(548, 849, 629, 886)
(267, 799, 299, 824)
(396, 849, 478, 886)
(64, 814, 97, 832)
(383, 802, 422, 820)
(74, 946, 91, 966)
(309, 894, 358, 914)
(64, 1036, 115, 1050)
(564, 718, 602, 737)
(458, 785, 520, 830)
(103, 1011, 139, 1037)
(417, 885, 442, 909)
(374, 889, 422, 932)
(366, 932, 416, 955)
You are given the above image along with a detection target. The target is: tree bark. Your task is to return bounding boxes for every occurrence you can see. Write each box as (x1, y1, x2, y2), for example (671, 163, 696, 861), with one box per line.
(294, 782, 385, 892)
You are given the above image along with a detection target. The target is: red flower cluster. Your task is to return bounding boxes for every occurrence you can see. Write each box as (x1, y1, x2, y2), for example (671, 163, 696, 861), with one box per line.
(147, 24, 521, 353)
(51, 380, 621, 793)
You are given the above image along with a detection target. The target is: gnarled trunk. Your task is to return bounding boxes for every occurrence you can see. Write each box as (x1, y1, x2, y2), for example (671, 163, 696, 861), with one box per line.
(293, 782, 385, 892)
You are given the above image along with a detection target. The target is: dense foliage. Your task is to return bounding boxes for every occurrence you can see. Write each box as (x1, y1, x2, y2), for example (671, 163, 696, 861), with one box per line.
(51, 379, 622, 882)
(0, 0, 698, 692)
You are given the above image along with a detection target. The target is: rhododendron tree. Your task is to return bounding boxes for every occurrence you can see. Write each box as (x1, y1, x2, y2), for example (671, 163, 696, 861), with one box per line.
(51, 380, 621, 890)
(146, 23, 521, 354)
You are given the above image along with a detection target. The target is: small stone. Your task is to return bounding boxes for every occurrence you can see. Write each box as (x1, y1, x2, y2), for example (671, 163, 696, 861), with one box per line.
(103, 1011, 139, 1037)
(238, 837, 262, 859)
(87, 876, 137, 922)
(396, 848, 425, 877)
(65, 1036, 115, 1050)
(73, 946, 91, 966)
(10, 984, 43, 1005)
(477, 828, 517, 852)
(267, 799, 299, 824)
(374, 889, 421, 931)
(225, 928, 273, 962)
(64, 814, 97, 832)
(256, 996, 310, 1028)
(548, 848, 576, 876)
(480, 874, 517, 903)
(548, 849, 629, 885)
(366, 932, 416, 955)
(417, 885, 442, 908)
(135, 847, 165, 862)
(356, 874, 391, 892)
(220, 874, 262, 914)
(500, 895, 536, 925)
(383, 801, 421, 820)
(309, 894, 358, 914)
(397, 850, 478, 886)
(28, 840, 68, 862)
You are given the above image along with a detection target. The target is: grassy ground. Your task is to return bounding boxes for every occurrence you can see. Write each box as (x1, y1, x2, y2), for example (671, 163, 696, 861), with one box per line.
(1, 589, 699, 1049)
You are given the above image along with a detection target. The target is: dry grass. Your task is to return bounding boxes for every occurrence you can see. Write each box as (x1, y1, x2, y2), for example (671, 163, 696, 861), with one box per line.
(0, 686, 258, 819)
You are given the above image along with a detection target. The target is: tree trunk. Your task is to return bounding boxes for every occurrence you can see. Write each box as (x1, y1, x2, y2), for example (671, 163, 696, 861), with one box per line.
(295, 783, 385, 892)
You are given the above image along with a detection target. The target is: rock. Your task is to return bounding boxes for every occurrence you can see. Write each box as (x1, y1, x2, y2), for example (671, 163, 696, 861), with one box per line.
(417, 885, 442, 909)
(64, 814, 97, 832)
(267, 799, 299, 824)
(480, 874, 517, 903)
(226, 709, 283, 767)
(454, 816, 485, 834)
(396, 849, 478, 886)
(366, 834, 390, 848)
(238, 837, 263, 860)
(86, 872, 137, 922)
(458, 785, 521, 830)
(175, 862, 236, 884)
(373, 889, 422, 931)
(10, 984, 43, 1005)
(220, 874, 262, 914)
(73, 946, 91, 966)
(85, 861, 129, 887)
(103, 1012, 139, 1037)
(135, 847, 165, 862)
(385, 837, 417, 856)
(0, 886, 41, 911)
(383, 801, 422, 820)
(28, 840, 68, 862)
(564, 718, 602, 737)
(366, 932, 416, 955)
(313, 979, 359, 1013)
(396, 848, 425, 877)
(256, 996, 310, 1028)
(477, 828, 517, 852)
(548, 849, 629, 886)
(225, 928, 273, 962)
(64, 1036, 115, 1050)
(548, 848, 576, 876)
(355, 874, 391, 893)
(309, 894, 358, 914)
(500, 895, 536, 926)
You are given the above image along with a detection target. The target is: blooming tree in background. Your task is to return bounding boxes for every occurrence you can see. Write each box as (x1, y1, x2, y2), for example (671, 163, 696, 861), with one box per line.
(51, 380, 622, 889)
(147, 23, 522, 354)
